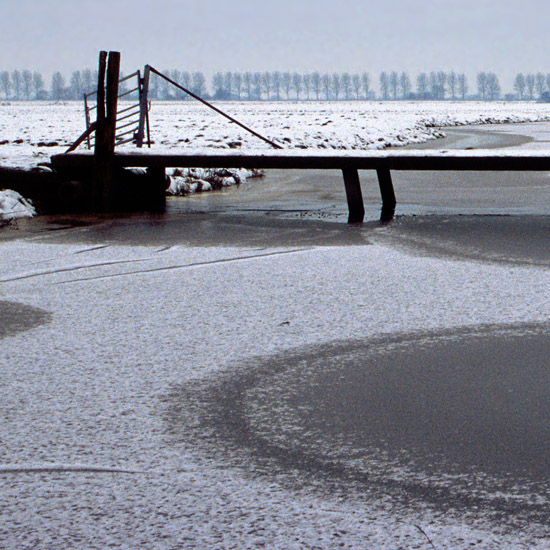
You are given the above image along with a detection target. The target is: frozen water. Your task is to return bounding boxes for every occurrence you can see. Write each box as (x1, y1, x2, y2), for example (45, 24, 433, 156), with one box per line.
(1, 102, 550, 548)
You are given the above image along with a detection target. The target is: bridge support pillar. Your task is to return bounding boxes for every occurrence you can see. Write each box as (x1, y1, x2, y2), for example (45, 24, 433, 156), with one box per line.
(146, 166, 167, 212)
(342, 168, 365, 224)
(376, 168, 396, 223)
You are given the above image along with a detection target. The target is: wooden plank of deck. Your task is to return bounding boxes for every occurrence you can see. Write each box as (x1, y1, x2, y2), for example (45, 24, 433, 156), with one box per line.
(51, 150, 550, 171)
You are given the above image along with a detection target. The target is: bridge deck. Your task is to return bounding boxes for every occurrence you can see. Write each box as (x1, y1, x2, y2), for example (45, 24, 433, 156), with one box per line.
(51, 150, 550, 171)
(50, 150, 550, 223)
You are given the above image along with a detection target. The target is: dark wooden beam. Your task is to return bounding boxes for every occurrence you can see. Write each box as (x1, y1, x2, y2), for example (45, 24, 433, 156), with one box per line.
(53, 152, 550, 172)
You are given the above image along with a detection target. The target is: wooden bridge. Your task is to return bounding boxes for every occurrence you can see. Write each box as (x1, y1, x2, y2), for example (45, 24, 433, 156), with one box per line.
(50, 149, 550, 223)
(46, 51, 550, 222)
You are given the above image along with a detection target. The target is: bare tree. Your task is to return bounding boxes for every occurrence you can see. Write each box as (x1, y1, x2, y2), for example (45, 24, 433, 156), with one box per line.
(261, 72, 271, 100)
(416, 72, 428, 98)
(170, 70, 185, 99)
(51, 71, 66, 100)
(0, 71, 10, 99)
(331, 73, 341, 99)
(292, 72, 303, 99)
(224, 72, 233, 98)
(253, 73, 262, 100)
(303, 73, 311, 100)
(526, 74, 535, 100)
(233, 73, 243, 100)
(399, 72, 412, 99)
(321, 73, 331, 99)
(341, 73, 352, 100)
(486, 72, 501, 100)
(477, 72, 488, 100)
(429, 72, 437, 98)
(243, 72, 252, 100)
(352, 74, 361, 99)
(448, 71, 458, 100)
(192, 72, 206, 96)
(361, 72, 370, 99)
(212, 72, 224, 97)
(514, 73, 526, 100)
(82, 69, 93, 94)
(70, 71, 83, 100)
(32, 71, 44, 99)
(22, 70, 32, 100)
(281, 72, 292, 99)
(535, 72, 546, 99)
(181, 72, 192, 99)
(159, 69, 171, 99)
(11, 70, 22, 100)
(148, 72, 160, 99)
(311, 72, 321, 100)
(272, 72, 281, 100)
(458, 73, 468, 100)
(379, 72, 390, 100)
(429, 71, 446, 99)
(436, 71, 447, 99)
(389, 71, 399, 99)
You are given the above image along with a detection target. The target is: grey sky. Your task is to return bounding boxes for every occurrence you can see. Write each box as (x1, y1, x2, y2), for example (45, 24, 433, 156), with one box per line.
(2, 0, 549, 90)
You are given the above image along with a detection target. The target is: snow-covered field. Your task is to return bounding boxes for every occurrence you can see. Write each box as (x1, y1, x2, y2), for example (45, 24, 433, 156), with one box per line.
(2, 100, 550, 169)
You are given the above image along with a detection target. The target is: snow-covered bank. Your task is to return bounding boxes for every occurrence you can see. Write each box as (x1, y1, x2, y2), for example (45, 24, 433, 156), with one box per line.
(166, 167, 263, 195)
(0, 189, 35, 220)
(3, 100, 550, 169)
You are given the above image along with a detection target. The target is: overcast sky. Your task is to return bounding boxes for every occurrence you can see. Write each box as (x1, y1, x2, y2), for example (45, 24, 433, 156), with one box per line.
(2, 0, 549, 90)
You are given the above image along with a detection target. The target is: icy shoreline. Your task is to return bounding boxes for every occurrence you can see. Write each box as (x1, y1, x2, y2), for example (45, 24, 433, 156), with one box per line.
(3, 99, 550, 217)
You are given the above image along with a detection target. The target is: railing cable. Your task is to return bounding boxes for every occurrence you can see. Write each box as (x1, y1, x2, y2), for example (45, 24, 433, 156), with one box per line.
(147, 65, 283, 150)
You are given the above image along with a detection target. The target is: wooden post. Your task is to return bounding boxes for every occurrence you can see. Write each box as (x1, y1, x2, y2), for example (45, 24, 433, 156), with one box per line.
(376, 168, 396, 223)
(342, 168, 365, 224)
(146, 166, 167, 211)
(94, 51, 120, 211)
(136, 65, 150, 148)
(93, 51, 107, 211)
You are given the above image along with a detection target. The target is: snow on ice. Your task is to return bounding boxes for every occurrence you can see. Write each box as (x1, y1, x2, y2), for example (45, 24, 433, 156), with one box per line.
(2, 101, 550, 548)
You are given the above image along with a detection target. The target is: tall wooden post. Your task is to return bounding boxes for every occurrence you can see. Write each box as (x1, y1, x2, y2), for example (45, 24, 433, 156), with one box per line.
(94, 50, 120, 211)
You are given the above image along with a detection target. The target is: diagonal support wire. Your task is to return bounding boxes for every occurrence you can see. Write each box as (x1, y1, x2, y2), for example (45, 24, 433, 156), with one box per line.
(147, 66, 283, 150)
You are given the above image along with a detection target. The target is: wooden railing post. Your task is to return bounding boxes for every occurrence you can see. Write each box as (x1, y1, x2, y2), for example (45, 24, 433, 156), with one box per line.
(93, 51, 107, 211)
(136, 65, 150, 148)
(376, 168, 396, 223)
(342, 168, 365, 224)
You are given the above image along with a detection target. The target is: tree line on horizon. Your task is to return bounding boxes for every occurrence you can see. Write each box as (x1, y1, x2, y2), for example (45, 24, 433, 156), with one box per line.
(1, 68, 550, 102)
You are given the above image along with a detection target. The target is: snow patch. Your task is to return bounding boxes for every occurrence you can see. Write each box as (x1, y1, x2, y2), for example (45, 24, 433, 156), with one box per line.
(167, 167, 263, 195)
(0, 189, 36, 220)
